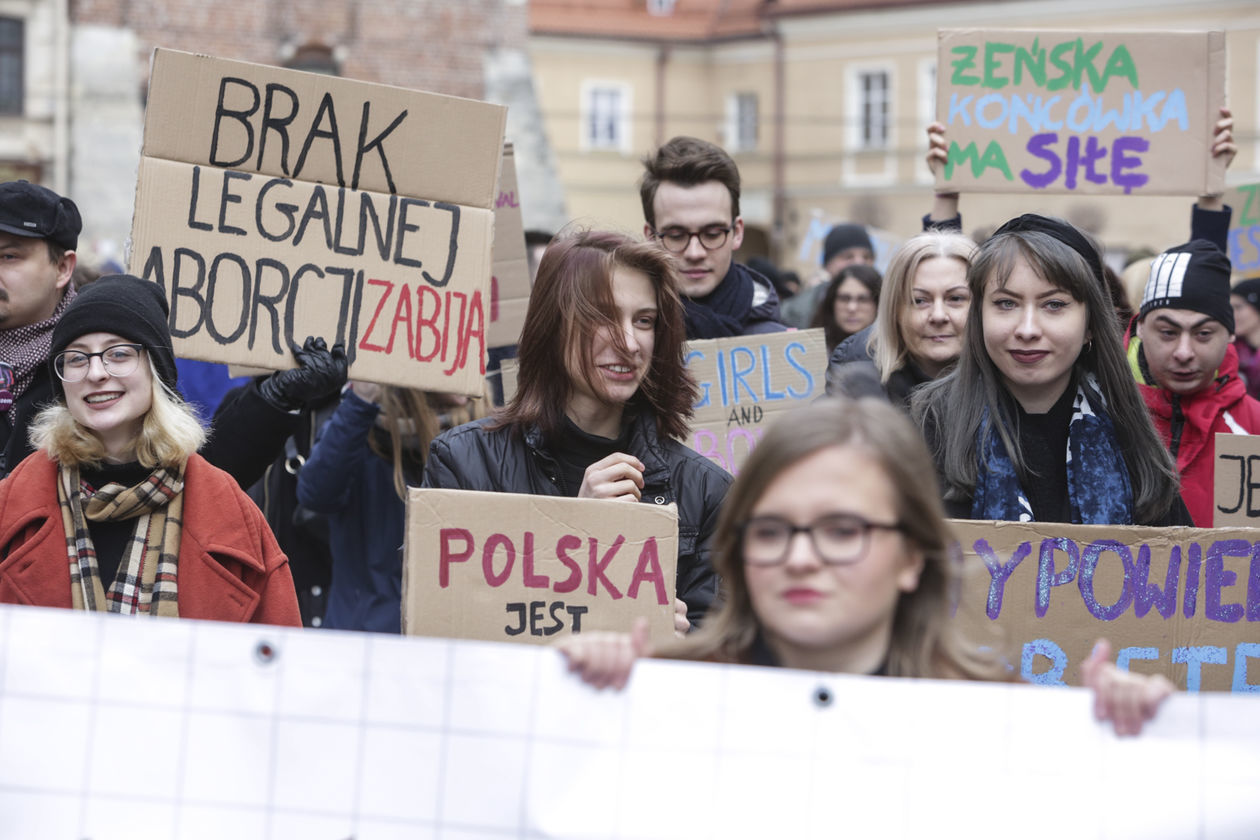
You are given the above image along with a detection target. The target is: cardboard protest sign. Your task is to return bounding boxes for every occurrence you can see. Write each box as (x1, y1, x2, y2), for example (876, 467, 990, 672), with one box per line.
(129, 49, 507, 395)
(936, 29, 1226, 196)
(1226, 182, 1260, 279)
(489, 143, 531, 348)
(1215, 433, 1260, 527)
(952, 519, 1260, 692)
(497, 330, 829, 473)
(403, 488, 678, 645)
(686, 329, 829, 474)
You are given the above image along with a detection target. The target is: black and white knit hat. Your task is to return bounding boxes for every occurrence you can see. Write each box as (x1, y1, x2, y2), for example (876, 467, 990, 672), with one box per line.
(1140, 239, 1234, 333)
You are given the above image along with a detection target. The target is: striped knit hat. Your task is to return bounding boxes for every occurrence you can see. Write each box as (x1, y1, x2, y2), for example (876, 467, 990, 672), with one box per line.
(1140, 239, 1234, 333)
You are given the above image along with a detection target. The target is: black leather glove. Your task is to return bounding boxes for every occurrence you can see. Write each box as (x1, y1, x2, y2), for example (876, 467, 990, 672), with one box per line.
(258, 336, 349, 411)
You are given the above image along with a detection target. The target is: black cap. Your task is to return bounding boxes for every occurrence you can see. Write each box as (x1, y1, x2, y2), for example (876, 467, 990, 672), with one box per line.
(0, 181, 81, 251)
(1140, 240, 1234, 333)
(49, 275, 178, 399)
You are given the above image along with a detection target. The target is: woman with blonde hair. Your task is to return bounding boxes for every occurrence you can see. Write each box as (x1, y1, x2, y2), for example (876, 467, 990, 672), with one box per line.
(826, 230, 976, 408)
(561, 398, 1172, 736)
(0, 275, 300, 624)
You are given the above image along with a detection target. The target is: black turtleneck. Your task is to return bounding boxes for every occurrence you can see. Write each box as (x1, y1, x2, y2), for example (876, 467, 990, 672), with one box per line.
(79, 460, 152, 587)
(1012, 382, 1076, 523)
(549, 416, 633, 496)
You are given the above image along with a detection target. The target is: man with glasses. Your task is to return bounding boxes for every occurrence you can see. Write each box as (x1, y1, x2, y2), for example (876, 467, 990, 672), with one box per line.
(640, 136, 786, 340)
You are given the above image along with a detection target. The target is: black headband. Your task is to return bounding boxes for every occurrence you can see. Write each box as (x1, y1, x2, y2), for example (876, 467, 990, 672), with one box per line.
(992, 214, 1106, 289)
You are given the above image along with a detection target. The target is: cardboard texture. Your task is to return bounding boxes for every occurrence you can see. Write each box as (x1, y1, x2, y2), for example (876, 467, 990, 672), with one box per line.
(403, 488, 679, 646)
(951, 518, 1260, 692)
(489, 143, 531, 348)
(1215, 433, 1260, 527)
(935, 29, 1226, 196)
(498, 329, 829, 474)
(129, 49, 507, 395)
(686, 328, 829, 474)
(1225, 181, 1260, 279)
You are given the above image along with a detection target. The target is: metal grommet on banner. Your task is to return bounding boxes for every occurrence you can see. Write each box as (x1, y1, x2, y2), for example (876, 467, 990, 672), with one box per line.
(813, 685, 833, 708)
(254, 640, 278, 666)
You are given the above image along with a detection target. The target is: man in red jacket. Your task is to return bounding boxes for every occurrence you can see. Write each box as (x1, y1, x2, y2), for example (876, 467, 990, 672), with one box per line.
(1128, 239, 1260, 527)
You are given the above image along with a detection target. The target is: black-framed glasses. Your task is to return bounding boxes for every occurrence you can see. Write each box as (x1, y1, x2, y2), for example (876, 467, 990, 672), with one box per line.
(651, 225, 732, 254)
(740, 513, 904, 566)
(54, 344, 144, 383)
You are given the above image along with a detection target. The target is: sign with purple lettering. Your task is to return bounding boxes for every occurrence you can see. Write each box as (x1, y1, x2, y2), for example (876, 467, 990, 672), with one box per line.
(403, 489, 679, 646)
(686, 329, 828, 475)
(952, 519, 1260, 692)
(936, 29, 1226, 196)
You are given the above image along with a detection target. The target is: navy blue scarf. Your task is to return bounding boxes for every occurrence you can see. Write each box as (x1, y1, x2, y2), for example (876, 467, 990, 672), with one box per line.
(971, 376, 1134, 524)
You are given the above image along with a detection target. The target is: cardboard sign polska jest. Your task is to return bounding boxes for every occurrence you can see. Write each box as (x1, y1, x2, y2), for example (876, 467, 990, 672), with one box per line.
(935, 29, 1226, 196)
(403, 489, 679, 646)
(129, 49, 507, 395)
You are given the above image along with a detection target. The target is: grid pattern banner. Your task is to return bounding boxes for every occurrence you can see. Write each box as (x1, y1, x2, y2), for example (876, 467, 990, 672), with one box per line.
(0, 603, 1257, 839)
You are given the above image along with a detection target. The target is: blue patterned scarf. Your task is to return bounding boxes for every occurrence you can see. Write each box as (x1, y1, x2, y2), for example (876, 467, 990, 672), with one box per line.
(971, 376, 1134, 524)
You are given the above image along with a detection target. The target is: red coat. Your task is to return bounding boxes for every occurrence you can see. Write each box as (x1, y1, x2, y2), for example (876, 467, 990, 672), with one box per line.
(1132, 341, 1260, 527)
(0, 452, 301, 626)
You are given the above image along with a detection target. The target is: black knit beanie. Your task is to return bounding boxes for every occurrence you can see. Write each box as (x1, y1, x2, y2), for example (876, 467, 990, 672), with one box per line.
(1231, 278, 1260, 316)
(1140, 240, 1234, 333)
(49, 274, 179, 398)
(822, 224, 873, 266)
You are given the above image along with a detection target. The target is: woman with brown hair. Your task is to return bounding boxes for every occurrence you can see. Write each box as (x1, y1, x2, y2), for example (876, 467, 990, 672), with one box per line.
(561, 398, 1171, 736)
(422, 230, 731, 629)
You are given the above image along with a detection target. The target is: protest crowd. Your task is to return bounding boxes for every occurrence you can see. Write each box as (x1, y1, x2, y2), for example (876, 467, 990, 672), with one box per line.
(0, 51, 1255, 753)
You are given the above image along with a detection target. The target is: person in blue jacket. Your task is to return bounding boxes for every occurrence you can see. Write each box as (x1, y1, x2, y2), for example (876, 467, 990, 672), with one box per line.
(297, 383, 480, 632)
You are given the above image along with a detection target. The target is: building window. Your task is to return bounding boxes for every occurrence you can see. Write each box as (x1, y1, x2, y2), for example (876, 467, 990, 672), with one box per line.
(0, 18, 23, 116)
(858, 70, 890, 149)
(581, 82, 630, 152)
(726, 92, 758, 153)
(285, 43, 339, 76)
(646, 0, 676, 15)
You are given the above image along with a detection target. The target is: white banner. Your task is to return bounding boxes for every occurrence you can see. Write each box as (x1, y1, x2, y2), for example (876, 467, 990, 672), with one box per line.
(0, 604, 1256, 839)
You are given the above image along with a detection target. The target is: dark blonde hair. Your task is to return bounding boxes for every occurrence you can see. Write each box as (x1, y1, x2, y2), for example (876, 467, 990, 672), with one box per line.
(30, 355, 205, 468)
(495, 229, 696, 441)
(670, 398, 1002, 680)
(370, 387, 486, 499)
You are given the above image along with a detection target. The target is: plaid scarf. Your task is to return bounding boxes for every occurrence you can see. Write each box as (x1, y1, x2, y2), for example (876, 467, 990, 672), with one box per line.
(58, 461, 185, 616)
(0, 284, 76, 420)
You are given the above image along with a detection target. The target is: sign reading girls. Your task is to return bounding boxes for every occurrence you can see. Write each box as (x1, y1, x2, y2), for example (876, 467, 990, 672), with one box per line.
(129, 49, 507, 395)
(936, 29, 1227, 195)
(952, 520, 1260, 692)
(403, 489, 679, 646)
(686, 329, 828, 475)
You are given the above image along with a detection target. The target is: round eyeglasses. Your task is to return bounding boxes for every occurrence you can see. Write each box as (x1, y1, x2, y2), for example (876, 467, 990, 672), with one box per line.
(740, 513, 904, 566)
(54, 344, 144, 383)
(651, 225, 732, 254)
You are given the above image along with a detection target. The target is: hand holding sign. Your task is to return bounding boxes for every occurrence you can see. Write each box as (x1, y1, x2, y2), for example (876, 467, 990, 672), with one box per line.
(579, 452, 646, 502)
(257, 336, 348, 411)
(556, 615, 652, 690)
(1081, 639, 1174, 737)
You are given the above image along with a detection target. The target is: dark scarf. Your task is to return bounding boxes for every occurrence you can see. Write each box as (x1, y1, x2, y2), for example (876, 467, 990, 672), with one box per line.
(0, 284, 76, 419)
(971, 375, 1134, 524)
(683, 264, 755, 340)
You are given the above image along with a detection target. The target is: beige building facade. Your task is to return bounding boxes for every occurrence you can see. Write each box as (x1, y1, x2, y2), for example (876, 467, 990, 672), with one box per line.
(530, 0, 1260, 275)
